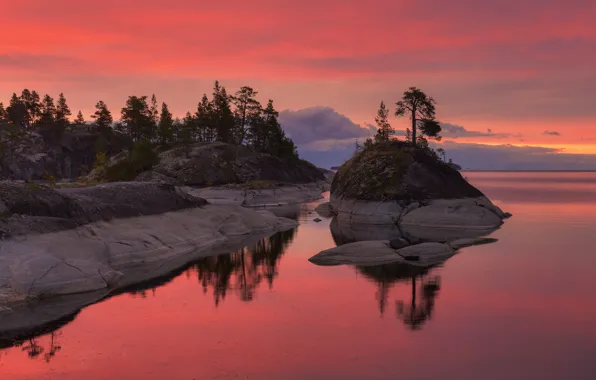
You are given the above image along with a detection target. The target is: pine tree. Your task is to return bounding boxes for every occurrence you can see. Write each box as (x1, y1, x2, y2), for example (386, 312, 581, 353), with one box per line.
(395, 87, 441, 146)
(121, 96, 154, 142)
(150, 94, 159, 126)
(195, 94, 215, 142)
(178, 112, 194, 144)
(373, 101, 394, 142)
(158, 102, 174, 146)
(211, 81, 235, 143)
(0, 102, 7, 122)
(74, 111, 85, 124)
(55, 93, 72, 125)
(39, 94, 56, 124)
(19, 89, 33, 127)
(17, 89, 42, 126)
(257, 100, 298, 159)
(92, 101, 113, 132)
(30, 91, 41, 124)
(7, 93, 27, 125)
(230, 86, 261, 145)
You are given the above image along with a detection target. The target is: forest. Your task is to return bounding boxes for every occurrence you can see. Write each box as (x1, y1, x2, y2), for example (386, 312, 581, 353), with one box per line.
(0, 81, 299, 162)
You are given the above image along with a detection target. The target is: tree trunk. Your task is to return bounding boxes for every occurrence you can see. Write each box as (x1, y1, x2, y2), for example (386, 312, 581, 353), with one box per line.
(411, 105, 417, 146)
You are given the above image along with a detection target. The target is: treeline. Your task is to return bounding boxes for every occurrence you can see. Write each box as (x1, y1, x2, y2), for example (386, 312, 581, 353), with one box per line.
(0, 81, 298, 160)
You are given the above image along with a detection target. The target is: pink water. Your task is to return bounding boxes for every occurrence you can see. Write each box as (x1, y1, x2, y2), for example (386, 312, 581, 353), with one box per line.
(1, 172, 595, 380)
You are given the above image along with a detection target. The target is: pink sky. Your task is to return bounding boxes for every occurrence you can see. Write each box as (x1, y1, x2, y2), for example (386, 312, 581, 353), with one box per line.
(1, 0, 595, 158)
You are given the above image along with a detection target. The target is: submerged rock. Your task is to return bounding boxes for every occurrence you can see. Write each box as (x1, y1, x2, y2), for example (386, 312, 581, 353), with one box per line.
(309, 236, 498, 268)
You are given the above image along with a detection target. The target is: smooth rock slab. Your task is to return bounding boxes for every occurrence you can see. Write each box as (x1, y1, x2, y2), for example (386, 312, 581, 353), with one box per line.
(183, 182, 326, 207)
(309, 241, 454, 267)
(330, 195, 402, 224)
(0, 204, 297, 304)
(400, 197, 504, 229)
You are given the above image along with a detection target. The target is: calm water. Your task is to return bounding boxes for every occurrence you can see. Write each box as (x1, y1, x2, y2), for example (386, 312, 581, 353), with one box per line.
(1, 172, 596, 380)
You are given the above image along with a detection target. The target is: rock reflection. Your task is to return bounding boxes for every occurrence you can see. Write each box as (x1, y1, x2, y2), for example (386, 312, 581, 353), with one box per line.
(192, 228, 297, 306)
(331, 216, 501, 246)
(357, 263, 441, 330)
(330, 217, 404, 246)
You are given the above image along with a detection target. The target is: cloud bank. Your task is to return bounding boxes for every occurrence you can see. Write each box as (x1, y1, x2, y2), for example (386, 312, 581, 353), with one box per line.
(283, 106, 596, 170)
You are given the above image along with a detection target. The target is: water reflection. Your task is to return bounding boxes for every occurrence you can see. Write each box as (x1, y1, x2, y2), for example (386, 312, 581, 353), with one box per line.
(6, 332, 62, 363)
(357, 263, 442, 330)
(0, 228, 297, 362)
(192, 228, 296, 305)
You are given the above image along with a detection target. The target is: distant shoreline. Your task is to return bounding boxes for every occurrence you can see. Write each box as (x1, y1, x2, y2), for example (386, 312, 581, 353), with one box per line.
(461, 170, 596, 172)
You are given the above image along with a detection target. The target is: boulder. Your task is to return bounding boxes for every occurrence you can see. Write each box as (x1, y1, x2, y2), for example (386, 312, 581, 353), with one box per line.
(400, 198, 503, 229)
(330, 196, 402, 224)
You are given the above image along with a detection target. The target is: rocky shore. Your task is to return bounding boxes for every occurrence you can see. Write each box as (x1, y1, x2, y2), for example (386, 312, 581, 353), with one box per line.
(0, 181, 298, 311)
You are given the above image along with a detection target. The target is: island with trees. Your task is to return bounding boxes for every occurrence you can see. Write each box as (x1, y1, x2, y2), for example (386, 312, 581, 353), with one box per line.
(310, 87, 510, 266)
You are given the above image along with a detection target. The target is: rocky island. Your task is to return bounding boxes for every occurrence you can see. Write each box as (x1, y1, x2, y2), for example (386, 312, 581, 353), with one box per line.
(311, 88, 510, 266)
(311, 140, 510, 266)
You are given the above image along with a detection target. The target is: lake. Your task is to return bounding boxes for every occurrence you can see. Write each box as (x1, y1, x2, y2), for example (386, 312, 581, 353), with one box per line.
(1, 172, 595, 380)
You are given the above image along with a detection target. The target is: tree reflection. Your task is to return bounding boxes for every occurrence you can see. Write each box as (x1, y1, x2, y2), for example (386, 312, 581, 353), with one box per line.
(356, 263, 442, 330)
(395, 275, 440, 330)
(9, 331, 63, 362)
(193, 228, 297, 306)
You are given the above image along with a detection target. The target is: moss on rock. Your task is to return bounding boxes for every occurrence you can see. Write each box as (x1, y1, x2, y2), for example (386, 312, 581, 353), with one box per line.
(331, 140, 483, 202)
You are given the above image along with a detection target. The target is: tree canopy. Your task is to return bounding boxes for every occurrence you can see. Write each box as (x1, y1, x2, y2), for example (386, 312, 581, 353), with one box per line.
(395, 87, 442, 146)
(373, 101, 395, 142)
(1, 80, 300, 161)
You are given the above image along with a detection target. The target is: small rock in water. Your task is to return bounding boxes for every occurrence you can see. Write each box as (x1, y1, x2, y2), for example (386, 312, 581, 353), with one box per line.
(313, 218, 322, 222)
(389, 238, 409, 250)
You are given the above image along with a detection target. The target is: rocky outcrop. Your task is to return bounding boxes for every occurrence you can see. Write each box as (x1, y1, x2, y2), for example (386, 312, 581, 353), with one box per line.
(0, 181, 297, 308)
(0, 123, 129, 181)
(0, 181, 205, 238)
(183, 181, 328, 207)
(319, 168, 335, 183)
(326, 141, 509, 228)
(135, 142, 324, 187)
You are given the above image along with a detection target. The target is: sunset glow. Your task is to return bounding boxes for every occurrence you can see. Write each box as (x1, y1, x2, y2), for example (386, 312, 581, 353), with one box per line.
(2, 0, 595, 168)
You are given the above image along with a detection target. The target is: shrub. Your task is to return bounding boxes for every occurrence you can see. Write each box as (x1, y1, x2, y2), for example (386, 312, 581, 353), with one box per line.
(104, 140, 159, 182)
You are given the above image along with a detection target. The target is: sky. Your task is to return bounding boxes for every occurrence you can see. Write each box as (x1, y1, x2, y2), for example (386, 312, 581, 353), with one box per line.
(1, 0, 595, 169)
